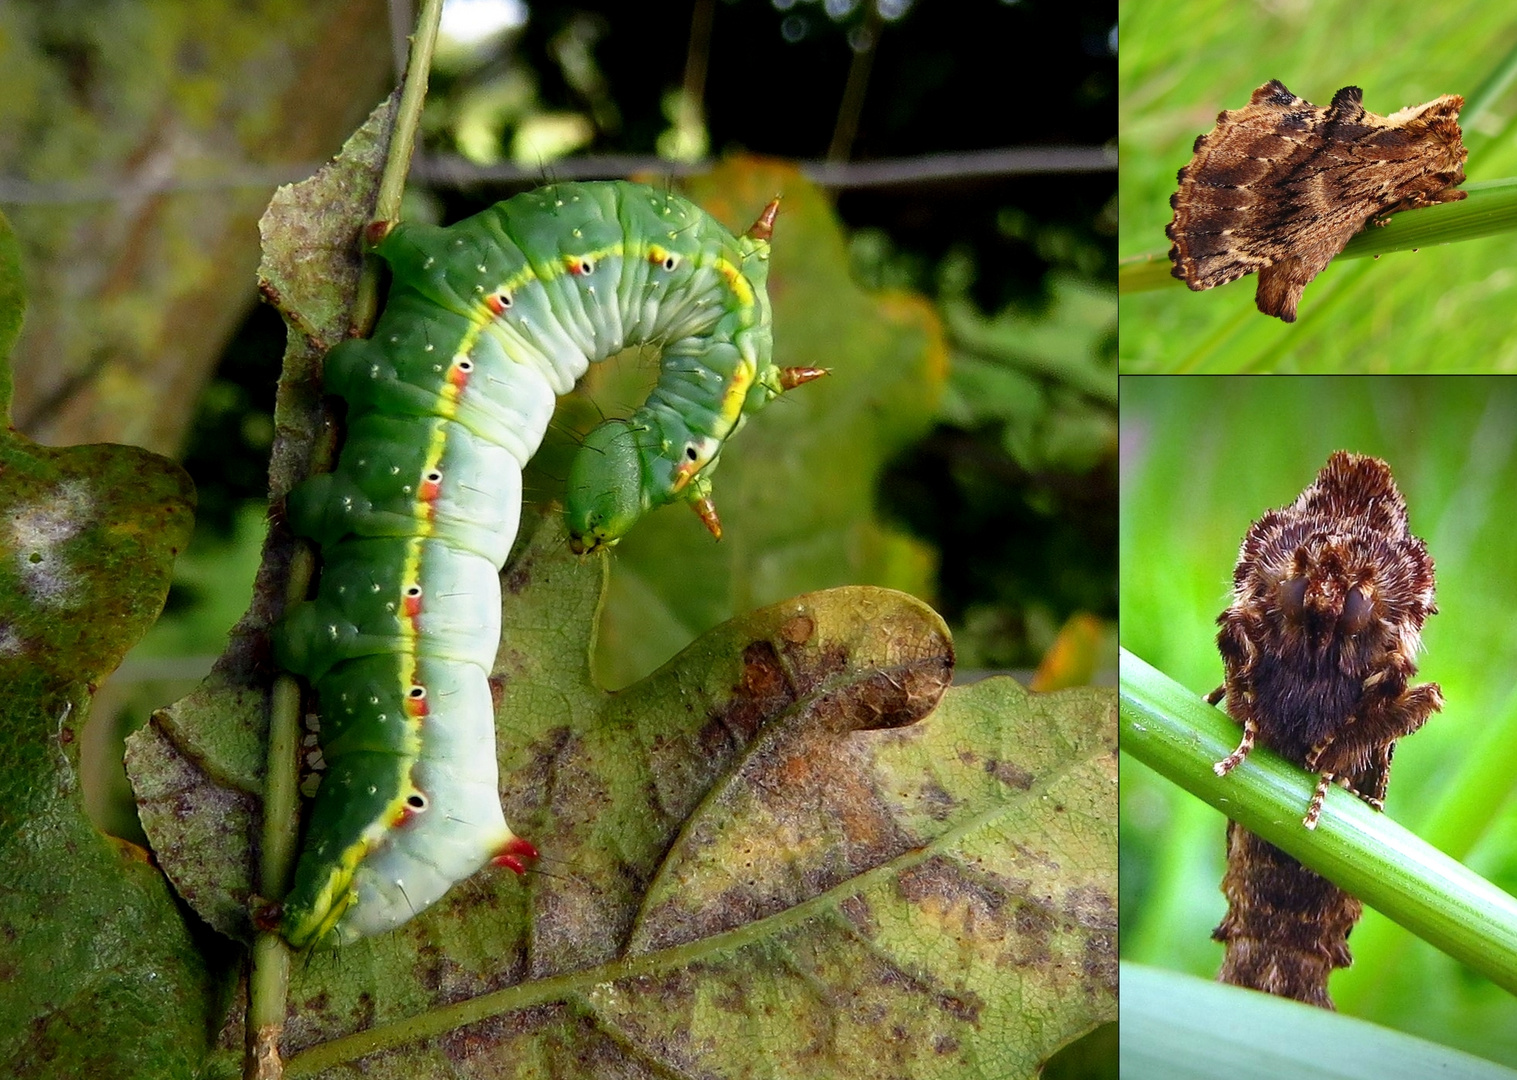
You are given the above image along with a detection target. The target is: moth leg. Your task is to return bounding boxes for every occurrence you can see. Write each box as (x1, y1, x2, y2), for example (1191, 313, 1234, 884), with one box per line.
(1205, 684, 1226, 706)
(1305, 733, 1335, 772)
(1378, 188, 1469, 219)
(1303, 772, 1336, 830)
(1338, 742, 1394, 812)
(1214, 716, 1257, 777)
(1313, 683, 1442, 773)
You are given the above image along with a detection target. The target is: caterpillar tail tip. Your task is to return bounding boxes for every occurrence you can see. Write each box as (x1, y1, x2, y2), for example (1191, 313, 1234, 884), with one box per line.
(492, 835, 540, 875)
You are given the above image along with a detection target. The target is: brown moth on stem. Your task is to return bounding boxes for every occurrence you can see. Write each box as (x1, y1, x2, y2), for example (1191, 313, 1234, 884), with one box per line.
(1207, 451, 1442, 1008)
(1167, 80, 1467, 322)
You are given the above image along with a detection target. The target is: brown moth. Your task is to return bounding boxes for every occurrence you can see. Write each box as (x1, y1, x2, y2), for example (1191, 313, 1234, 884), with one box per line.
(1207, 451, 1441, 1008)
(1167, 80, 1468, 322)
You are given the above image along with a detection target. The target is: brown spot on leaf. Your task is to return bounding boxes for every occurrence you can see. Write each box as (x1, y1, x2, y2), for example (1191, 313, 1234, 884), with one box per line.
(502, 564, 532, 595)
(705, 640, 796, 747)
(780, 613, 815, 644)
(1083, 930, 1118, 995)
(918, 779, 958, 820)
(987, 759, 1035, 790)
(839, 894, 877, 937)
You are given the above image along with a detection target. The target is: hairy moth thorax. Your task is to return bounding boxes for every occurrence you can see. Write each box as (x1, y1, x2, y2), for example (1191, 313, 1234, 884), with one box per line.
(1208, 450, 1441, 1008)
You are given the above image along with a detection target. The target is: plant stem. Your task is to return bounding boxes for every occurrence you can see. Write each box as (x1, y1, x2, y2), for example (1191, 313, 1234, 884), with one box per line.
(1119, 647, 1517, 997)
(351, 0, 445, 333)
(243, 3, 446, 1077)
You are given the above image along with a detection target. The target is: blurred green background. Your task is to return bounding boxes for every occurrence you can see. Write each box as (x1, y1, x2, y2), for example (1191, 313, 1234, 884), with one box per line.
(1120, 376, 1517, 1065)
(145, 0, 1117, 687)
(1118, 0, 1517, 372)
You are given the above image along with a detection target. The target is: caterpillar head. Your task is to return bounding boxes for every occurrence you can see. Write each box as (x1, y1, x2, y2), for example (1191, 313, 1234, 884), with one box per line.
(565, 415, 726, 554)
(565, 419, 653, 554)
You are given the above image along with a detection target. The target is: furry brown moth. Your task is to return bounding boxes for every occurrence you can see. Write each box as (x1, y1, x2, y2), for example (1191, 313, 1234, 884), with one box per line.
(1206, 451, 1442, 1007)
(1167, 81, 1467, 322)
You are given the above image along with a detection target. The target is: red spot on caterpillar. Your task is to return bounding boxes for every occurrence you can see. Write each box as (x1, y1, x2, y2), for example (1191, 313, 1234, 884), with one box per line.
(483, 293, 508, 316)
(364, 219, 395, 248)
(418, 471, 443, 503)
(403, 587, 423, 618)
(492, 835, 539, 874)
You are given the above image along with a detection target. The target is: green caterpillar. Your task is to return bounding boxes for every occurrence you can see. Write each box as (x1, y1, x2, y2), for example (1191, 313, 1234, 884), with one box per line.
(273, 180, 822, 947)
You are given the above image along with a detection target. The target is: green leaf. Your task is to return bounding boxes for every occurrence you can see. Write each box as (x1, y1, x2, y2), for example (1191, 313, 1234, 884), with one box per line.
(0, 230, 203, 1077)
(1120, 963, 1517, 1080)
(136, 512, 1116, 1076)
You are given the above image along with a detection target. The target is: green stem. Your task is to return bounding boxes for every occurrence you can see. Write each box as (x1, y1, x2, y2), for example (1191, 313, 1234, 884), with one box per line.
(350, 0, 445, 334)
(1119, 647, 1517, 996)
(242, 3, 446, 1077)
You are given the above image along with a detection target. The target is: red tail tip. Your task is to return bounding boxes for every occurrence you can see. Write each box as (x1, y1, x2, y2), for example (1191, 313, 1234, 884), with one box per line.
(492, 836, 540, 875)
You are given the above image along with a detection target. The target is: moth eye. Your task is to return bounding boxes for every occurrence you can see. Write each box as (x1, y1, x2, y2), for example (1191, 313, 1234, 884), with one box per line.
(1341, 586, 1374, 634)
(1278, 576, 1307, 618)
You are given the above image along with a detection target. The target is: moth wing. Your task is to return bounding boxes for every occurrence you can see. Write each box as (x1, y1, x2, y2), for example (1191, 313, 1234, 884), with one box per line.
(1168, 81, 1331, 290)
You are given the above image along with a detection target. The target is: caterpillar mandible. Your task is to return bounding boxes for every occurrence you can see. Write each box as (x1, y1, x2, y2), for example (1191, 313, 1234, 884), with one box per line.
(273, 180, 824, 947)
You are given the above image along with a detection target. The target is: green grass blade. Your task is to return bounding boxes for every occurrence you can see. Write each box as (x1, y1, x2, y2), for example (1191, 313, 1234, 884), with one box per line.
(1120, 962, 1517, 1080)
(1119, 647, 1517, 996)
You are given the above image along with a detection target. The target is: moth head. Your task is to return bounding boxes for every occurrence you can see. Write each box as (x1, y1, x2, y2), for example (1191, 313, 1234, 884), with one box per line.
(1274, 566, 1378, 646)
(565, 418, 652, 555)
(1388, 93, 1468, 178)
